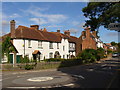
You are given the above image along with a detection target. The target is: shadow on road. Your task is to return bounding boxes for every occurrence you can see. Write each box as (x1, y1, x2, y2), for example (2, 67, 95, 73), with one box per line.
(56, 58, 120, 88)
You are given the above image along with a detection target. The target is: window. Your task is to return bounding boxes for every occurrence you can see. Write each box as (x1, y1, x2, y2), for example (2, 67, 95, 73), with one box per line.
(28, 40, 31, 48)
(38, 41, 43, 49)
(63, 46, 65, 51)
(49, 42, 53, 49)
(49, 53, 53, 58)
(57, 43, 59, 49)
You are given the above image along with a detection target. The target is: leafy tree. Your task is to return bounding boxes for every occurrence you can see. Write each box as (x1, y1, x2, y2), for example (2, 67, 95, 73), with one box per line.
(82, 2, 120, 31)
(111, 41, 117, 46)
(2, 36, 16, 63)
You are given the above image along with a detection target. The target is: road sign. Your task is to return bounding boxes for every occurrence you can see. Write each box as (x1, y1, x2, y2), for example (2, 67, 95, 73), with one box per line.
(108, 23, 120, 32)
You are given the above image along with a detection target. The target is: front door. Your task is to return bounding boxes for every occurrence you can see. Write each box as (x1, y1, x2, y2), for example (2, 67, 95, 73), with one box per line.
(10, 54, 13, 64)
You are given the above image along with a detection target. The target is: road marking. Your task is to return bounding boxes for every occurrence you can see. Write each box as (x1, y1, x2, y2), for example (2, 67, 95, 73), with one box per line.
(27, 77, 53, 82)
(7, 87, 41, 89)
(101, 64, 107, 67)
(73, 75, 85, 79)
(63, 83, 74, 87)
(87, 69, 94, 71)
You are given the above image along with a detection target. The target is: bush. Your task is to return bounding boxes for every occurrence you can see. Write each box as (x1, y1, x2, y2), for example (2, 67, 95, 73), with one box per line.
(78, 49, 97, 63)
(107, 49, 113, 54)
(20, 56, 30, 63)
(97, 48, 106, 59)
(44, 58, 65, 62)
(24, 64, 34, 70)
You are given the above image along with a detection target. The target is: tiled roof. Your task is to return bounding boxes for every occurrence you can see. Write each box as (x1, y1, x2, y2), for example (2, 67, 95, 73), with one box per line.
(2, 25, 78, 43)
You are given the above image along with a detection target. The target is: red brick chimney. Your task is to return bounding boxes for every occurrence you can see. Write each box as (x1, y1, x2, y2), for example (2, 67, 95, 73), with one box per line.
(30, 25, 39, 30)
(84, 27, 90, 38)
(64, 30, 70, 36)
(92, 31, 97, 37)
(43, 28, 47, 32)
(10, 20, 15, 38)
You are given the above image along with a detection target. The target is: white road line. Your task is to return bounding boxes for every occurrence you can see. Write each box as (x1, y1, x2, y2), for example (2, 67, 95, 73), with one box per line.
(101, 64, 107, 67)
(73, 75, 85, 79)
(63, 83, 74, 87)
(87, 69, 94, 71)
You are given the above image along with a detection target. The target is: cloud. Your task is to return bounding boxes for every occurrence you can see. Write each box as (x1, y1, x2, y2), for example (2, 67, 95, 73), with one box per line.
(2, 20, 9, 35)
(30, 18, 48, 25)
(9, 13, 21, 18)
(71, 21, 80, 26)
(78, 22, 86, 28)
(106, 32, 118, 37)
(69, 28, 79, 33)
(47, 25, 63, 28)
(23, 5, 68, 25)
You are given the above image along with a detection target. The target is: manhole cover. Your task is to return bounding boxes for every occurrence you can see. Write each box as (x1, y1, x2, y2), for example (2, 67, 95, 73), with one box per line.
(27, 77, 53, 82)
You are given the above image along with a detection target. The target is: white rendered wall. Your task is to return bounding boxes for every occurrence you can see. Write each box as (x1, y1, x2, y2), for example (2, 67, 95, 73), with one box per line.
(13, 38, 70, 60)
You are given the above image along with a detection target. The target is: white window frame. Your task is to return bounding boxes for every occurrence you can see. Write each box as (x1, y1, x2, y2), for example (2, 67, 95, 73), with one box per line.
(49, 42, 53, 49)
(38, 41, 43, 49)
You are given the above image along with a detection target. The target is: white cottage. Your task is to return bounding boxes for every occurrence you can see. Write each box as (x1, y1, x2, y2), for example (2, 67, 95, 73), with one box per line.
(2, 20, 77, 63)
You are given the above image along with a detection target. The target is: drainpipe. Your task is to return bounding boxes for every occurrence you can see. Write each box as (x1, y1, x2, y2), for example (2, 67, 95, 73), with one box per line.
(24, 39, 25, 57)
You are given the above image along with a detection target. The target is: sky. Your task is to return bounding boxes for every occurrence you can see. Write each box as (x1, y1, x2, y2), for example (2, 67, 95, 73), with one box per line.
(2, 2, 119, 43)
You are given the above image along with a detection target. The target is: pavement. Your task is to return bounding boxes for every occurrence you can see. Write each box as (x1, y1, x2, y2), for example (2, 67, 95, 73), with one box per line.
(1, 56, 120, 89)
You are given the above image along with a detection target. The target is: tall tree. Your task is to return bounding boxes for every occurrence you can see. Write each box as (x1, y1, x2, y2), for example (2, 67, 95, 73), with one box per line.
(82, 2, 120, 31)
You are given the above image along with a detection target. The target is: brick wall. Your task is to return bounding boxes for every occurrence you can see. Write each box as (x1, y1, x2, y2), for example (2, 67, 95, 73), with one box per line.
(76, 28, 97, 56)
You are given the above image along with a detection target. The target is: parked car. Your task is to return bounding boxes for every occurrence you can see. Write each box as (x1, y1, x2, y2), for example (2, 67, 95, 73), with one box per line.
(112, 52, 120, 58)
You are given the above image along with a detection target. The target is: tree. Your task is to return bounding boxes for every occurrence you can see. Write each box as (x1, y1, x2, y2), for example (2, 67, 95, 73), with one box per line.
(2, 36, 16, 63)
(111, 41, 117, 46)
(82, 2, 120, 31)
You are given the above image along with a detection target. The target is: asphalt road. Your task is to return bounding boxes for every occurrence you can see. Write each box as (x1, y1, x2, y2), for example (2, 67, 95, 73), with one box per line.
(1, 57, 120, 89)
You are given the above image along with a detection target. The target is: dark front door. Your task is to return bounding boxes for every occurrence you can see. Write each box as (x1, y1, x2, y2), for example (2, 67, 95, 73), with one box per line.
(33, 54, 37, 60)
(16, 55, 21, 63)
(10, 54, 13, 64)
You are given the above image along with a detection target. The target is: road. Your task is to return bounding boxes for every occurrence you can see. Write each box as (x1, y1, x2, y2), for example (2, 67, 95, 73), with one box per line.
(1, 57, 120, 89)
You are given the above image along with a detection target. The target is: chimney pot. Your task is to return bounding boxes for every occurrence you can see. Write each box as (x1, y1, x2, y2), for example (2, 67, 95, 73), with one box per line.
(43, 28, 47, 32)
(64, 30, 70, 36)
(57, 30, 60, 33)
(30, 25, 39, 30)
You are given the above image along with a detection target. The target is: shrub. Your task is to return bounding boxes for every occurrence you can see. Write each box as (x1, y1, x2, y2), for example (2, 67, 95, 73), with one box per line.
(44, 58, 65, 62)
(107, 49, 113, 54)
(97, 48, 106, 59)
(20, 56, 30, 63)
(78, 49, 97, 63)
(24, 64, 34, 70)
